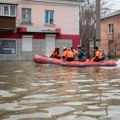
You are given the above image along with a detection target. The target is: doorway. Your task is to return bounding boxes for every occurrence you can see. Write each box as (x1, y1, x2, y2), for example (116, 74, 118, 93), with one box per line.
(108, 40, 115, 58)
(45, 34, 56, 56)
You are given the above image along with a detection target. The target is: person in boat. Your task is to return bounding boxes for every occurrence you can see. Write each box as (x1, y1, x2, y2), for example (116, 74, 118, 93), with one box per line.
(62, 47, 68, 60)
(50, 47, 61, 59)
(62, 47, 74, 62)
(71, 47, 78, 59)
(77, 45, 81, 53)
(101, 50, 106, 60)
(77, 47, 86, 61)
(92, 46, 102, 62)
(66, 48, 74, 62)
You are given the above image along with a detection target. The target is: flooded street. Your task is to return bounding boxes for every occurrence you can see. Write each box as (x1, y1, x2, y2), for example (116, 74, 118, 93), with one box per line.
(0, 61, 120, 120)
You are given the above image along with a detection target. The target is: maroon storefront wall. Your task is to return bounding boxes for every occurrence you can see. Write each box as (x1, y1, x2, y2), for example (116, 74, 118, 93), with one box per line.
(0, 33, 80, 49)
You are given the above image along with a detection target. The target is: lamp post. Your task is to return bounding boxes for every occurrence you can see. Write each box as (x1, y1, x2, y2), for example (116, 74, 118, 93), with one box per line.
(96, 0, 101, 47)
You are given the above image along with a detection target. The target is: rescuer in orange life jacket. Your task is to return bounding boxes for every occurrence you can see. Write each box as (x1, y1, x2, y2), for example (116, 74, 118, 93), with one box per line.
(50, 47, 61, 59)
(62, 47, 74, 62)
(62, 47, 68, 60)
(71, 47, 78, 59)
(92, 46, 102, 62)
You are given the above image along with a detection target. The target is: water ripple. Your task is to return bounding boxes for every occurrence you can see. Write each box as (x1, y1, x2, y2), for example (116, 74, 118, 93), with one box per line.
(0, 61, 120, 120)
(4, 112, 51, 120)
(44, 106, 75, 115)
(0, 90, 15, 97)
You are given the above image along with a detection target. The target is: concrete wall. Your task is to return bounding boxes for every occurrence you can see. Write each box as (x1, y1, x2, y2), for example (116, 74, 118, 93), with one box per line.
(0, 38, 72, 60)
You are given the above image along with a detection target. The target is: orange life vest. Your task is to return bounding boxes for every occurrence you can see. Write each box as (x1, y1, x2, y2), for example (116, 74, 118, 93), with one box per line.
(95, 50, 102, 59)
(52, 49, 61, 57)
(62, 50, 67, 57)
(66, 51, 74, 58)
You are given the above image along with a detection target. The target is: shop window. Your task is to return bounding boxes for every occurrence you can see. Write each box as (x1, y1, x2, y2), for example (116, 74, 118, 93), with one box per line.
(45, 10, 54, 24)
(22, 8, 31, 23)
(0, 40, 16, 54)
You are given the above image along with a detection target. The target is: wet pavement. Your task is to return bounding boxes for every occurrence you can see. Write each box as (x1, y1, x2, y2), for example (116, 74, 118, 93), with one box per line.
(0, 61, 120, 120)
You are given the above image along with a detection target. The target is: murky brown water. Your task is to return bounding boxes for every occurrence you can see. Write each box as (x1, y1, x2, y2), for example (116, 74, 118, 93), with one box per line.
(0, 61, 120, 120)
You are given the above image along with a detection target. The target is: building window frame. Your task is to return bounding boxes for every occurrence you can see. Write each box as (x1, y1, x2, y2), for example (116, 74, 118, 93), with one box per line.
(10, 5, 16, 16)
(45, 10, 54, 25)
(3, 5, 9, 16)
(22, 8, 32, 24)
(3, 4, 16, 16)
(108, 24, 114, 34)
(0, 39, 17, 54)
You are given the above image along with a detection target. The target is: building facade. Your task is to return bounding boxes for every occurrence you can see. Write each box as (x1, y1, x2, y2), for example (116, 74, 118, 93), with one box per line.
(101, 10, 120, 57)
(0, 0, 81, 60)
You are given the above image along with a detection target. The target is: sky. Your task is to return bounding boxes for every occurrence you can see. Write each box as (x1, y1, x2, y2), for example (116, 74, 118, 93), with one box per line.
(109, 0, 120, 11)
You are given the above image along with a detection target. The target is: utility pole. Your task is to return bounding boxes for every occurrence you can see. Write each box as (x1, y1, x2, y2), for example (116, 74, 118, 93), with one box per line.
(96, 0, 101, 47)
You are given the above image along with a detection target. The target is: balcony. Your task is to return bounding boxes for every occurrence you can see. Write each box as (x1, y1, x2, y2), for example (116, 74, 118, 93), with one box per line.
(0, 16, 16, 33)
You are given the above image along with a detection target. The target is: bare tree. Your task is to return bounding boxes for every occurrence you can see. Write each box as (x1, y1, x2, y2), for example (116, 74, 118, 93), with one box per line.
(79, 0, 113, 57)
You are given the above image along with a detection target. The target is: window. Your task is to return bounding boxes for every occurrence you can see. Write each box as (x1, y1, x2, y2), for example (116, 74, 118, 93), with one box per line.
(10, 5, 16, 16)
(45, 10, 54, 24)
(0, 40, 16, 54)
(22, 8, 31, 23)
(3, 5, 9, 15)
(108, 24, 114, 34)
(3, 5, 16, 16)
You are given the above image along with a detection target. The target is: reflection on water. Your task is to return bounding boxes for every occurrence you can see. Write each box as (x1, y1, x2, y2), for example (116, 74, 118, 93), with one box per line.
(0, 61, 120, 120)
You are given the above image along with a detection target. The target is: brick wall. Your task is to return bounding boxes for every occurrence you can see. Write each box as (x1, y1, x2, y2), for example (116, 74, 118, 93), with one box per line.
(101, 16, 120, 57)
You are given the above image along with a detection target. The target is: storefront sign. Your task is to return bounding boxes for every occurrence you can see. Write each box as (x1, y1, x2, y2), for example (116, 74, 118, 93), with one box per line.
(27, 28, 56, 33)
(17, 27, 60, 34)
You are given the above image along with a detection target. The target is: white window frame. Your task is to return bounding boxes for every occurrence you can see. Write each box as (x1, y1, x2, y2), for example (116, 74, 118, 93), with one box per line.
(45, 10, 54, 25)
(10, 5, 16, 16)
(108, 24, 114, 34)
(22, 8, 31, 23)
(3, 4, 16, 17)
(3, 5, 10, 16)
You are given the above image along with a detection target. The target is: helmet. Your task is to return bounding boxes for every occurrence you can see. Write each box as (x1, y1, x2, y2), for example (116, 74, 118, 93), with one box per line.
(55, 47, 59, 51)
(94, 46, 98, 50)
(63, 47, 67, 50)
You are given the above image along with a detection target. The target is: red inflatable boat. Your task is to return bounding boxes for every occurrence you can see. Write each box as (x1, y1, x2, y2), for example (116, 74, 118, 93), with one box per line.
(33, 54, 117, 67)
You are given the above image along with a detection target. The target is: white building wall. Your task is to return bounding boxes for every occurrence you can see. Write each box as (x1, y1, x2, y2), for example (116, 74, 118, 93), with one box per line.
(75, 6, 80, 35)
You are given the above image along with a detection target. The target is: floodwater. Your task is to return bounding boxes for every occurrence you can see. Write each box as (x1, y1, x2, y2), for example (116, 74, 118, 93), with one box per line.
(0, 61, 120, 120)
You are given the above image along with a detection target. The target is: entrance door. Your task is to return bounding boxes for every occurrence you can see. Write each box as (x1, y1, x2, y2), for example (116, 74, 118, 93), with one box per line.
(22, 35, 33, 52)
(108, 40, 115, 57)
(45, 34, 56, 56)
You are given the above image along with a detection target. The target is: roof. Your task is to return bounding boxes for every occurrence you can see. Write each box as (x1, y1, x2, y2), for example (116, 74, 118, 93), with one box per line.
(101, 10, 120, 20)
(0, 0, 19, 4)
(24, 0, 84, 5)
